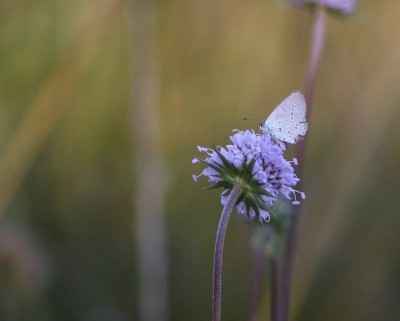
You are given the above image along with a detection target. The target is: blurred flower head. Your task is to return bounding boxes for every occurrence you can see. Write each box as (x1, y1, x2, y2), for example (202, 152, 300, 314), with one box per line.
(293, 0, 357, 15)
(193, 130, 304, 222)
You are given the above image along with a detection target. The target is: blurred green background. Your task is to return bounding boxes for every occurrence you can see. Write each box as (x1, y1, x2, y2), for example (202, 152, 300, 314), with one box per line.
(1, 0, 400, 320)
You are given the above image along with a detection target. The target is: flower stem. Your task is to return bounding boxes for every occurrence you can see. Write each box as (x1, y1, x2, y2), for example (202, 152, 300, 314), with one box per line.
(270, 256, 281, 321)
(213, 184, 242, 321)
(278, 6, 327, 321)
(299, 5, 327, 161)
(131, 2, 169, 321)
(248, 244, 264, 321)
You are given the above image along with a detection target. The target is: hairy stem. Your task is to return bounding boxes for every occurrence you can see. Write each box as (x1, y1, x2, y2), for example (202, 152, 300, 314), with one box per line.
(213, 185, 242, 321)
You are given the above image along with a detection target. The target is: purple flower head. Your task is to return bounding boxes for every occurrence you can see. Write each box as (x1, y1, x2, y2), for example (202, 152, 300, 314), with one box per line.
(293, 0, 357, 15)
(193, 130, 305, 223)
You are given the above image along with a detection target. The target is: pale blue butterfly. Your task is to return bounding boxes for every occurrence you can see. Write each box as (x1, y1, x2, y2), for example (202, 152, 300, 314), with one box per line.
(261, 91, 308, 144)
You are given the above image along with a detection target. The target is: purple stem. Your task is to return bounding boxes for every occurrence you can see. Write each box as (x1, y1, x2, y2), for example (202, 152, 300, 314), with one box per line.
(270, 256, 281, 321)
(213, 184, 242, 321)
(278, 6, 327, 321)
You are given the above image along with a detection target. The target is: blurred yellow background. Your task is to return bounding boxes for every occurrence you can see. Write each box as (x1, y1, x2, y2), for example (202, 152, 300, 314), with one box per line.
(0, 0, 400, 320)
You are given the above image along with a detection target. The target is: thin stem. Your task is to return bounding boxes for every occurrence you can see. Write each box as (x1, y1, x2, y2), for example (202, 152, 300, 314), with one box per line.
(270, 256, 281, 321)
(296, 6, 327, 172)
(131, 2, 169, 321)
(278, 6, 327, 321)
(248, 244, 264, 321)
(213, 184, 242, 321)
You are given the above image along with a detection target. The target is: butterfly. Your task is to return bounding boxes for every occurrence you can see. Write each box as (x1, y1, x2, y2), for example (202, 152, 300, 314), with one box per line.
(260, 91, 308, 144)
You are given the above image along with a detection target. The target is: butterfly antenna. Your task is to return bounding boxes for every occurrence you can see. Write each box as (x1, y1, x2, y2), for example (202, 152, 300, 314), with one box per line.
(243, 117, 264, 126)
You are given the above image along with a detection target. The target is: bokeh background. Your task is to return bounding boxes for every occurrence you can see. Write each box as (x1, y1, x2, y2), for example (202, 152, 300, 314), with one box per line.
(1, 0, 400, 320)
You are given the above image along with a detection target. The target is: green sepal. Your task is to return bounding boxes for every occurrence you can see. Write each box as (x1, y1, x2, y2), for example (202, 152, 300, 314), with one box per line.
(198, 146, 278, 223)
(205, 180, 232, 190)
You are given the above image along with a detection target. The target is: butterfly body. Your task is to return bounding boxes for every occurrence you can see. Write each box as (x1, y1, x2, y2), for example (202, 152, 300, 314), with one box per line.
(261, 91, 308, 144)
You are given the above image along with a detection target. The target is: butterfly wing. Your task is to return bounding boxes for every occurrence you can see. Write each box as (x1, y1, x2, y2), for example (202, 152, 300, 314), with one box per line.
(263, 91, 308, 144)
